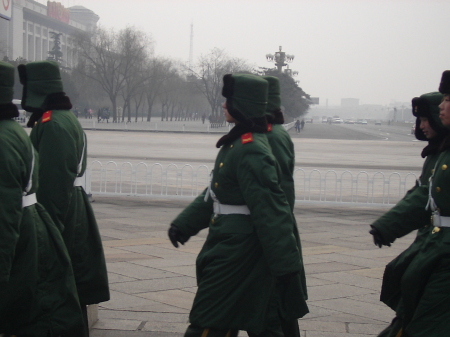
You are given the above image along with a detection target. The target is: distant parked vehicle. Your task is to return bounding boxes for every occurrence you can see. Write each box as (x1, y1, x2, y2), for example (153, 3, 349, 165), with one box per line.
(332, 117, 343, 124)
(375, 120, 382, 125)
(344, 119, 355, 124)
(356, 119, 368, 125)
(321, 116, 328, 123)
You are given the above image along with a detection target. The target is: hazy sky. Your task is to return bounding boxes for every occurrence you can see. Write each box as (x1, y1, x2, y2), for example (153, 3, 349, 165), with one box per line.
(37, 0, 450, 106)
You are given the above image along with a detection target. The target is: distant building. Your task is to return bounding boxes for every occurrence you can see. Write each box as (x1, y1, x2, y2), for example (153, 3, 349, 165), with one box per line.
(308, 101, 387, 121)
(0, 0, 98, 69)
(341, 98, 359, 107)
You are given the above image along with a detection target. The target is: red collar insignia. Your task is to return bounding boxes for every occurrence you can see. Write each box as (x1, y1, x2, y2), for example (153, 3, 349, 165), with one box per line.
(267, 124, 273, 132)
(241, 132, 253, 144)
(41, 110, 53, 123)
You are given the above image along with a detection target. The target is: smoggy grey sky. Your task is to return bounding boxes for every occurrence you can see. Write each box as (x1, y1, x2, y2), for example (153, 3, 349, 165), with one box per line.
(41, 0, 450, 106)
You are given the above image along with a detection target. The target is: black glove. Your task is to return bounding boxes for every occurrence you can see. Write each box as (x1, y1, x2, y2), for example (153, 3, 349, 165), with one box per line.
(369, 227, 390, 248)
(168, 224, 189, 248)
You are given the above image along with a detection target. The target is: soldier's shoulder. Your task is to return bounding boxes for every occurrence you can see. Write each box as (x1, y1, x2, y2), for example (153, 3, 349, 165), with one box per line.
(231, 133, 269, 156)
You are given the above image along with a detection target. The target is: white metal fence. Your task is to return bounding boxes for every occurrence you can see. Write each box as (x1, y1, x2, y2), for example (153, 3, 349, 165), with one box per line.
(84, 160, 419, 205)
(78, 119, 295, 133)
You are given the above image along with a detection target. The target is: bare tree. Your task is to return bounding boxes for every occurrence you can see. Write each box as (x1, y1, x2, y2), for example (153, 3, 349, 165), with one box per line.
(190, 48, 253, 119)
(143, 57, 175, 121)
(74, 26, 152, 122)
(132, 87, 146, 122)
(159, 68, 183, 121)
(119, 27, 153, 122)
(72, 59, 107, 110)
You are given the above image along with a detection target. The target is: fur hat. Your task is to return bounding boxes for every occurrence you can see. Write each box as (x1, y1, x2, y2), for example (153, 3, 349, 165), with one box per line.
(222, 73, 268, 122)
(262, 75, 284, 124)
(0, 61, 19, 119)
(262, 76, 281, 114)
(18, 61, 64, 113)
(439, 70, 450, 95)
(412, 92, 446, 141)
(0, 61, 15, 105)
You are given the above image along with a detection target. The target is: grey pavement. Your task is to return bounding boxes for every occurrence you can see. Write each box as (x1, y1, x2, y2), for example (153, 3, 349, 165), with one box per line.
(76, 126, 422, 336)
(90, 196, 413, 337)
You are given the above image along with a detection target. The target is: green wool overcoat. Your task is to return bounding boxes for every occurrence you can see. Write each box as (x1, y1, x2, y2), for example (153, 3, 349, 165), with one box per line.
(30, 110, 109, 305)
(265, 123, 308, 317)
(372, 151, 437, 337)
(377, 149, 450, 337)
(172, 131, 307, 334)
(0, 119, 83, 336)
(266, 124, 295, 210)
(371, 152, 439, 244)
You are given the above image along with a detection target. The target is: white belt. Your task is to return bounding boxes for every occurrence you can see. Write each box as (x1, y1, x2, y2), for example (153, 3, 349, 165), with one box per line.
(74, 176, 83, 187)
(22, 193, 37, 208)
(433, 214, 450, 227)
(213, 201, 250, 215)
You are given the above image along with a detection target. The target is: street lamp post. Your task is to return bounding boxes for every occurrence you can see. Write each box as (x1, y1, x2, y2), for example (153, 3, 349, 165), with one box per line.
(266, 46, 295, 73)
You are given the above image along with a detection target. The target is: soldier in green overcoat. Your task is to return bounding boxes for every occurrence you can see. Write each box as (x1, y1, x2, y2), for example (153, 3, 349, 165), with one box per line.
(368, 92, 448, 336)
(262, 76, 308, 337)
(371, 73, 450, 336)
(168, 74, 305, 337)
(0, 61, 83, 336)
(18, 61, 110, 336)
(370, 92, 447, 245)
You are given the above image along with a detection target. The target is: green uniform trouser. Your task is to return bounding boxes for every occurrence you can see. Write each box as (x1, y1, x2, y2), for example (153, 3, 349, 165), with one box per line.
(185, 325, 238, 337)
(60, 305, 89, 337)
(184, 325, 287, 337)
(247, 327, 284, 337)
(378, 316, 403, 337)
(280, 319, 301, 337)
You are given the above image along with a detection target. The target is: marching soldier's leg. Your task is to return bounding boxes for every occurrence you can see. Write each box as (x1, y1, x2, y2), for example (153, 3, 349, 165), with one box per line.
(280, 319, 301, 337)
(377, 316, 403, 337)
(185, 325, 238, 337)
(60, 307, 87, 337)
(81, 305, 90, 337)
(247, 326, 284, 337)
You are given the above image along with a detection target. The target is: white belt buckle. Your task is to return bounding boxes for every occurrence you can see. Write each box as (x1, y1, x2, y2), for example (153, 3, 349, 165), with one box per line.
(213, 201, 250, 215)
(433, 210, 441, 227)
(74, 176, 83, 187)
(22, 193, 37, 208)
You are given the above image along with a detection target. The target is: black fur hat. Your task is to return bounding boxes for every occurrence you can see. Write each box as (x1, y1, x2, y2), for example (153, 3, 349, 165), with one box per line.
(439, 71, 450, 95)
(412, 92, 446, 141)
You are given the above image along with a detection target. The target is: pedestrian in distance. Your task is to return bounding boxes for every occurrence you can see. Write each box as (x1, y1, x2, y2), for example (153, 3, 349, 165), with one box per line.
(18, 60, 110, 337)
(97, 108, 102, 122)
(295, 119, 301, 133)
(262, 75, 309, 337)
(168, 73, 304, 337)
(370, 73, 450, 336)
(0, 61, 84, 336)
(104, 107, 110, 123)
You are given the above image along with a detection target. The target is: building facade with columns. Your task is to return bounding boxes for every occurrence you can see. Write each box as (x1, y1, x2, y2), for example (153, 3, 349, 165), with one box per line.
(0, 0, 98, 69)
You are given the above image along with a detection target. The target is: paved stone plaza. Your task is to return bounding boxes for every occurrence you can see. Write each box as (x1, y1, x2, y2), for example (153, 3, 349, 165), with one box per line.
(84, 127, 422, 336)
(89, 196, 415, 337)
